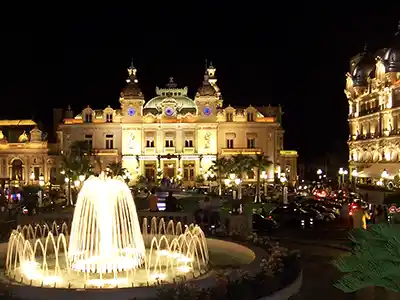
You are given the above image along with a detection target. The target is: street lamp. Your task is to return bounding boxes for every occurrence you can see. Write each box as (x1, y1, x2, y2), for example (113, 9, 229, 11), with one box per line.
(351, 169, 358, 191)
(338, 168, 348, 189)
(39, 173, 45, 187)
(280, 175, 288, 204)
(317, 169, 323, 175)
(203, 170, 215, 193)
(260, 171, 268, 200)
(381, 169, 389, 179)
(79, 174, 85, 182)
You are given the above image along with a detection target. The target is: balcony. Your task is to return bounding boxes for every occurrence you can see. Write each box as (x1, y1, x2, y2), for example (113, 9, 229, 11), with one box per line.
(164, 147, 175, 154)
(183, 147, 195, 154)
(144, 147, 156, 155)
(221, 148, 262, 155)
(94, 149, 118, 156)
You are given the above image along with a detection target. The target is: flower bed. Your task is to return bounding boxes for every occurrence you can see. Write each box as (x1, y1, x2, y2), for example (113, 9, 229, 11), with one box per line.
(155, 233, 301, 300)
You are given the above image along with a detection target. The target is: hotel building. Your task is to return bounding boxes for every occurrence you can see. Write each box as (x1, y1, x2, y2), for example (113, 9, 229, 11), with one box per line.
(347, 23, 400, 184)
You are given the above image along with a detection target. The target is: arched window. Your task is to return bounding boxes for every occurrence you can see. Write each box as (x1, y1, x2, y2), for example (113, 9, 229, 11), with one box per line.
(84, 111, 93, 123)
(11, 159, 23, 180)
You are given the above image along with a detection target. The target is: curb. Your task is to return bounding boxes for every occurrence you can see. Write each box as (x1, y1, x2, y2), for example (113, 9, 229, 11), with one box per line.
(272, 237, 352, 252)
(257, 271, 303, 300)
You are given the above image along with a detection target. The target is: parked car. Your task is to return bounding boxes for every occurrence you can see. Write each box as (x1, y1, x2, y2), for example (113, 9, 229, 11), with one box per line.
(269, 205, 315, 228)
(252, 213, 279, 233)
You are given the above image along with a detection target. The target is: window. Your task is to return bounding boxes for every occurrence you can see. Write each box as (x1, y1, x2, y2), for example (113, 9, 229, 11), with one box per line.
(50, 167, 57, 183)
(165, 140, 174, 147)
(183, 164, 195, 181)
(146, 139, 155, 147)
(105, 134, 114, 149)
(247, 113, 254, 122)
(145, 163, 156, 181)
(226, 139, 234, 148)
(34, 167, 40, 180)
(184, 139, 193, 147)
(226, 112, 233, 122)
(247, 138, 256, 148)
(84, 113, 92, 123)
(106, 113, 113, 123)
(84, 134, 93, 149)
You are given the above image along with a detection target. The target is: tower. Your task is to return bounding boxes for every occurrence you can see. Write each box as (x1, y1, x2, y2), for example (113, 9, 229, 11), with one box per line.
(195, 61, 222, 121)
(120, 60, 145, 122)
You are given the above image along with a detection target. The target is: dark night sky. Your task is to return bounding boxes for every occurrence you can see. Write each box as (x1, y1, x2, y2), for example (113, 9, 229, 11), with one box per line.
(0, 5, 398, 164)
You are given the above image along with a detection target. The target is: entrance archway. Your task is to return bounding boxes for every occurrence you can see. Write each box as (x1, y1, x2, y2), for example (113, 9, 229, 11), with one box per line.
(11, 159, 23, 180)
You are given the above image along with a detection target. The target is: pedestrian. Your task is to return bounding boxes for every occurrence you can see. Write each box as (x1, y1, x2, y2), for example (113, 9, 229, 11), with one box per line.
(375, 205, 387, 224)
(147, 188, 159, 212)
(352, 203, 371, 229)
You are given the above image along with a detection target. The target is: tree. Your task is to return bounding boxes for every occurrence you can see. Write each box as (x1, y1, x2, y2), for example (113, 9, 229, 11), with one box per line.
(210, 157, 232, 195)
(107, 162, 127, 177)
(248, 154, 272, 202)
(60, 141, 94, 205)
(230, 154, 252, 200)
(333, 224, 400, 295)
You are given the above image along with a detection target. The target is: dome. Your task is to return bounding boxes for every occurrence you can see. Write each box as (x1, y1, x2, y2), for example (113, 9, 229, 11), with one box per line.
(121, 62, 143, 98)
(383, 28, 400, 72)
(351, 54, 375, 87)
(121, 80, 142, 98)
(144, 96, 197, 109)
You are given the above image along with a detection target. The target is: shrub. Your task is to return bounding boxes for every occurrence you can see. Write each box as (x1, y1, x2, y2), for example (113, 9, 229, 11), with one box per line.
(155, 241, 300, 300)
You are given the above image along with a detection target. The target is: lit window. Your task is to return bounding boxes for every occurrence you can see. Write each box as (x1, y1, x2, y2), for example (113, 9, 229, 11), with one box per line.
(105, 134, 114, 149)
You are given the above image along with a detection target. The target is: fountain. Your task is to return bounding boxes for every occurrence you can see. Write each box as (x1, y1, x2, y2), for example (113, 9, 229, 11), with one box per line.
(4, 175, 209, 288)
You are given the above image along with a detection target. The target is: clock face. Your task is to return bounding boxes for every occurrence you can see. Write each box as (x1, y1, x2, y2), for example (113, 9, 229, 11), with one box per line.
(164, 107, 174, 116)
(203, 106, 212, 116)
(128, 107, 136, 116)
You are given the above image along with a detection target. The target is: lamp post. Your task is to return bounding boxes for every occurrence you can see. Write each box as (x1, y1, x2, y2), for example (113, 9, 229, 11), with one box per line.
(316, 169, 323, 181)
(280, 175, 288, 204)
(338, 168, 348, 189)
(203, 170, 215, 193)
(351, 169, 359, 191)
(30, 171, 35, 185)
(260, 171, 268, 202)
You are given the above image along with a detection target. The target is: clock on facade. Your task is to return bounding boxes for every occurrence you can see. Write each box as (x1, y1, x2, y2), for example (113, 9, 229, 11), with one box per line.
(203, 106, 212, 116)
(128, 107, 136, 116)
(164, 107, 174, 116)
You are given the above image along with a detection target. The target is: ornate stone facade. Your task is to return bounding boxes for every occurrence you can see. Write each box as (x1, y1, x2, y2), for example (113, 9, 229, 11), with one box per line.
(0, 120, 57, 185)
(57, 62, 292, 185)
(347, 23, 400, 180)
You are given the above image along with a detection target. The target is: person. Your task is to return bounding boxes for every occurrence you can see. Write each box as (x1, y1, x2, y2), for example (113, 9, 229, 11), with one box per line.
(199, 196, 212, 211)
(195, 196, 212, 224)
(375, 205, 387, 224)
(165, 191, 178, 212)
(352, 203, 371, 229)
(147, 188, 159, 212)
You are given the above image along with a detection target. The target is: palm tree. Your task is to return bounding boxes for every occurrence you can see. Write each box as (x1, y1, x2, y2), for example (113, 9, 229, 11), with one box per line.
(248, 154, 272, 202)
(230, 154, 252, 199)
(107, 162, 127, 177)
(333, 224, 400, 299)
(210, 157, 232, 195)
(60, 141, 93, 205)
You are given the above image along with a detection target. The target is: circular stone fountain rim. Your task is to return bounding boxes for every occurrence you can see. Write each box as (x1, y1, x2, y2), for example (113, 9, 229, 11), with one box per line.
(0, 239, 266, 300)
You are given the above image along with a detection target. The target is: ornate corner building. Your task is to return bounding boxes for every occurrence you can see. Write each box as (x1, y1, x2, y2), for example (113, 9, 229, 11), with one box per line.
(347, 23, 400, 181)
(57, 62, 297, 185)
(0, 120, 57, 186)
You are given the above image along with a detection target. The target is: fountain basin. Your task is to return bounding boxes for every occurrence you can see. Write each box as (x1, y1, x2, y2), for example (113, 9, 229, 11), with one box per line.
(0, 238, 264, 300)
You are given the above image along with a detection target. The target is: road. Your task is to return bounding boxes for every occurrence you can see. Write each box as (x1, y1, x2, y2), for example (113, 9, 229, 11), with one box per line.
(272, 220, 356, 300)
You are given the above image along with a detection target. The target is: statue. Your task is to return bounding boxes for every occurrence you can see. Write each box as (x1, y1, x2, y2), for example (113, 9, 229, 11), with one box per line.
(204, 132, 211, 149)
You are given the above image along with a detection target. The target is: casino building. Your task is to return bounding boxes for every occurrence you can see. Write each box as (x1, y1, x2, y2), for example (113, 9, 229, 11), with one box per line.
(347, 22, 400, 184)
(56, 62, 297, 185)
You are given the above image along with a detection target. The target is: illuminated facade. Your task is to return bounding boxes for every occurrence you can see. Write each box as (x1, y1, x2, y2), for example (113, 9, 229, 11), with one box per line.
(0, 120, 57, 185)
(57, 62, 294, 185)
(347, 23, 400, 182)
